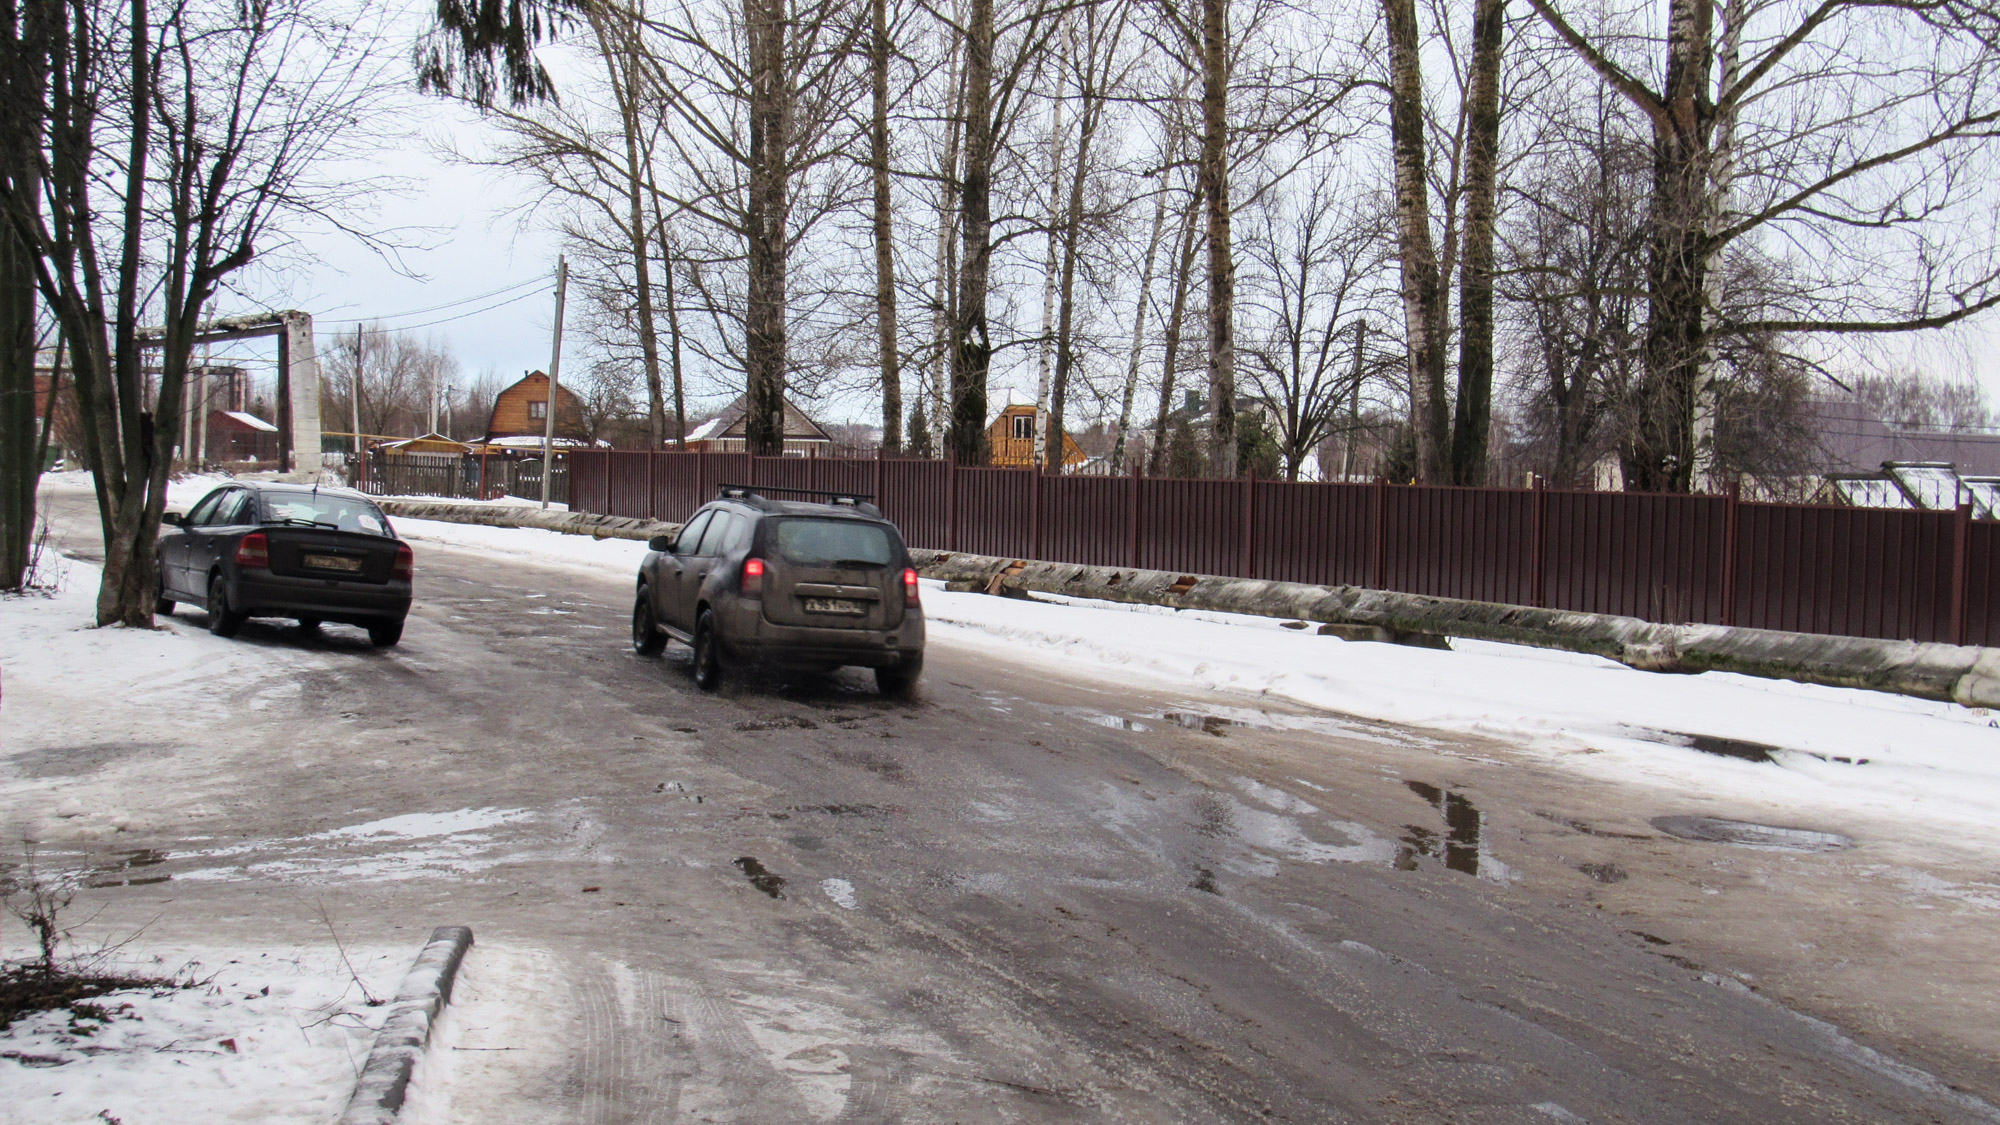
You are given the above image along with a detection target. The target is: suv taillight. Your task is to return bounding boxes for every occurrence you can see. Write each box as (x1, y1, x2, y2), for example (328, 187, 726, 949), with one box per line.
(743, 557, 765, 597)
(392, 543, 414, 582)
(234, 532, 269, 568)
(903, 567, 920, 608)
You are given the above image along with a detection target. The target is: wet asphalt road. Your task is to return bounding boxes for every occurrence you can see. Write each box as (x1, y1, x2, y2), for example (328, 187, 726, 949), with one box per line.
(15, 483, 2000, 1123)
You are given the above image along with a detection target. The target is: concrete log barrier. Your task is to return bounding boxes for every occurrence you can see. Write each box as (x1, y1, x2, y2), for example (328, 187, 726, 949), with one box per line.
(373, 498, 1999, 709)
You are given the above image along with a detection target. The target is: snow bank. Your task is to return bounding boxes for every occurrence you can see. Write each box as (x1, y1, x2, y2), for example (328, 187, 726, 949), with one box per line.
(0, 946, 401, 1124)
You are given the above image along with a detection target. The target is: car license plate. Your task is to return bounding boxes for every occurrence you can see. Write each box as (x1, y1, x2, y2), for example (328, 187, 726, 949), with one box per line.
(304, 553, 362, 573)
(803, 597, 864, 615)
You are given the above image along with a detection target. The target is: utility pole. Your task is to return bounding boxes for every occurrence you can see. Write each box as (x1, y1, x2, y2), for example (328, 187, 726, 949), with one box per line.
(542, 255, 569, 509)
(352, 325, 365, 487)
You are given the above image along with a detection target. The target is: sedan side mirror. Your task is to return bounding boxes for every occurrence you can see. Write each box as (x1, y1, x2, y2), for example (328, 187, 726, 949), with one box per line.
(648, 534, 676, 552)
(161, 511, 185, 527)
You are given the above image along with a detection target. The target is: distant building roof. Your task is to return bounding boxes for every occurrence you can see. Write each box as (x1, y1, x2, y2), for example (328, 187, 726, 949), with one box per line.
(1808, 398, 2000, 476)
(687, 394, 833, 444)
(215, 410, 276, 432)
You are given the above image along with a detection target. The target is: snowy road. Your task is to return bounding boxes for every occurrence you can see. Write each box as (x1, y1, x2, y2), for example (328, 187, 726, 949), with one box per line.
(8, 479, 2000, 1123)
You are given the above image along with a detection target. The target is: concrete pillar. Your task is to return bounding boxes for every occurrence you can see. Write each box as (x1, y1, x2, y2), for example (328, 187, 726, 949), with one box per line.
(281, 311, 323, 470)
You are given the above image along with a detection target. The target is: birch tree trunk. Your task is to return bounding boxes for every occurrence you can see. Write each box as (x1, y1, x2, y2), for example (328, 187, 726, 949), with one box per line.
(1382, 0, 1449, 483)
(1448, 0, 1505, 485)
(1111, 163, 1171, 474)
(1148, 182, 1203, 475)
(1032, 69, 1065, 469)
(949, 0, 995, 464)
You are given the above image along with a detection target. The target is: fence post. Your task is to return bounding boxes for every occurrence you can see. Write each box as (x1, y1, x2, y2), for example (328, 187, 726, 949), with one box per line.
(1370, 477, 1387, 589)
(1029, 466, 1042, 561)
(1953, 500, 1972, 646)
(1240, 469, 1255, 578)
(1530, 475, 1547, 608)
(1129, 460, 1142, 569)
(947, 452, 959, 552)
(1721, 480, 1741, 627)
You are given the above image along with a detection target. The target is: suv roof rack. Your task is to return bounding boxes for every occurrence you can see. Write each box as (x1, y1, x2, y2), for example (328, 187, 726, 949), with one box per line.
(715, 483, 880, 512)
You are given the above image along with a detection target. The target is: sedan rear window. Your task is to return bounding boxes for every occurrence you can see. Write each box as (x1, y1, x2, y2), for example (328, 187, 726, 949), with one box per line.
(773, 519, 893, 567)
(260, 493, 391, 536)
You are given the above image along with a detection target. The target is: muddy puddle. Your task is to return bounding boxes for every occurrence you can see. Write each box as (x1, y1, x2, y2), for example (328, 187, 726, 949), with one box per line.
(1650, 815, 1855, 853)
(734, 856, 787, 898)
(85, 848, 171, 888)
(1396, 781, 1512, 880)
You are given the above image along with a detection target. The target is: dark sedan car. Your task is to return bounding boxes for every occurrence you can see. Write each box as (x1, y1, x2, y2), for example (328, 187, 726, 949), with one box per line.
(632, 486, 925, 695)
(157, 481, 413, 646)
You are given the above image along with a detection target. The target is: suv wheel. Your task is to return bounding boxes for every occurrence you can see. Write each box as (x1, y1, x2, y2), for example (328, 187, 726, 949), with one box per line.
(206, 574, 246, 638)
(876, 654, 922, 699)
(692, 607, 723, 691)
(632, 589, 666, 655)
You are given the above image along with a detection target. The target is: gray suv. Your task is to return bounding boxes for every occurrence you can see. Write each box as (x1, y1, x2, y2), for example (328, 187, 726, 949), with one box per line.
(632, 486, 926, 696)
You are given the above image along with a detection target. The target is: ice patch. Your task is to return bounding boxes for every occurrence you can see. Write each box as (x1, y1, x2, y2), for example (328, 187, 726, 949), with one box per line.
(821, 878, 858, 910)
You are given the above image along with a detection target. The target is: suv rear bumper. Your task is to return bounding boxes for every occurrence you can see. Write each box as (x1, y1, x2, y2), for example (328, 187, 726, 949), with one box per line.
(718, 600, 924, 669)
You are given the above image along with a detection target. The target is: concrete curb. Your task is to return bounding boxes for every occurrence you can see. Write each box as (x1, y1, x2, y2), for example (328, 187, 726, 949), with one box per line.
(377, 498, 2000, 709)
(338, 925, 475, 1125)
(911, 549, 2000, 710)
(379, 498, 679, 542)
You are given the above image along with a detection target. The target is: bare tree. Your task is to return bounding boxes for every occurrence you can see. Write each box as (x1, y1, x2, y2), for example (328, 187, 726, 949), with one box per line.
(1521, 0, 2000, 491)
(10, 0, 387, 624)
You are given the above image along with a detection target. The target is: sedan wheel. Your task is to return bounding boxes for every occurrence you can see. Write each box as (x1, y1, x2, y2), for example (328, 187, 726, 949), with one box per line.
(632, 590, 666, 656)
(206, 575, 245, 638)
(367, 618, 405, 647)
(692, 608, 723, 691)
(154, 574, 175, 618)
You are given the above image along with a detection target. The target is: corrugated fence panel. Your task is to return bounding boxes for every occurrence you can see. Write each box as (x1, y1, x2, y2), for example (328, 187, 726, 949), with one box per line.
(956, 468, 1033, 558)
(1043, 475, 1134, 567)
(1382, 486, 1534, 604)
(606, 452, 653, 517)
(1735, 504, 1954, 642)
(1252, 481, 1373, 586)
(878, 459, 948, 548)
(1543, 491, 1724, 622)
(1142, 478, 1245, 576)
(1967, 520, 2000, 647)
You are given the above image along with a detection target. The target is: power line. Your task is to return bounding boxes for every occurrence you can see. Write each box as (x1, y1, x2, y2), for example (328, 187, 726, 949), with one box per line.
(318, 275, 550, 326)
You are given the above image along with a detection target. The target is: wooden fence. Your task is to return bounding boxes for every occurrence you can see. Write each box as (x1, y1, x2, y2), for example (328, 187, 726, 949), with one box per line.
(544, 449, 1994, 646)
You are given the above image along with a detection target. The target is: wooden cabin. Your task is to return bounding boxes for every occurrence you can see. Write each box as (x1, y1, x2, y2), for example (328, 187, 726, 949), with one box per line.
(486, 371, 586, 442)
(207, 409, 280, 463)
(986, 404, 1086, 468)
(684, 393, 834, 455)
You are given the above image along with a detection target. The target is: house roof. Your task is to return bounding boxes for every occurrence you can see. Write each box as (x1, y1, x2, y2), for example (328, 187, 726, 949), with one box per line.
(216, 410, 276, 432)
(1808, 397, 2000, 476)
(688, 394, 833, 443)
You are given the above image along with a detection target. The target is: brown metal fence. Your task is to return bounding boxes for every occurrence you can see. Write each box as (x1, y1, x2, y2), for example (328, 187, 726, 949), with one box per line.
(565, 449, 1995, 647)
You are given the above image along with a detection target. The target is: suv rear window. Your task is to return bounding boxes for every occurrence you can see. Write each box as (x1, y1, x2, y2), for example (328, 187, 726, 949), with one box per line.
(773, 519, 894, 567)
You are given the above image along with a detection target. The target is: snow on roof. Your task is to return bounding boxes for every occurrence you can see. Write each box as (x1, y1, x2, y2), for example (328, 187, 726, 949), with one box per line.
(684, 417, 725, 442)
(482, 434, 592, 449)
(220, 410, 276, 432)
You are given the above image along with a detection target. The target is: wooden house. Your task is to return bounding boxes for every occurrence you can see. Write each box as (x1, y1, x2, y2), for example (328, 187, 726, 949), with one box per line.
(207, 410, 280, 463)
(986, 403, 1086, 468)
(486, 371, 586, 442)
(684, 393, 834, 455)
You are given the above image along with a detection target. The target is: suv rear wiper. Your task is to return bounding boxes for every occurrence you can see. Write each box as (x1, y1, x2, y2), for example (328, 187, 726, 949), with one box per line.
(829, 558, 886, 569)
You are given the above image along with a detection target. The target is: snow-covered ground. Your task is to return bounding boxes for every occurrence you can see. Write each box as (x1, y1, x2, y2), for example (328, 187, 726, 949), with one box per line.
(0, 945, 401, 1125)
(385, 512, 2000, 843)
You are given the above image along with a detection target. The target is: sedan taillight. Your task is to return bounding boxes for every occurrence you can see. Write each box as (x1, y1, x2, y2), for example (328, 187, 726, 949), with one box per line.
(234, 532, 269, 568)
(392, 543, 414, 582)
(903, 567, 920, 608)
(742, 557, 765, 597)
